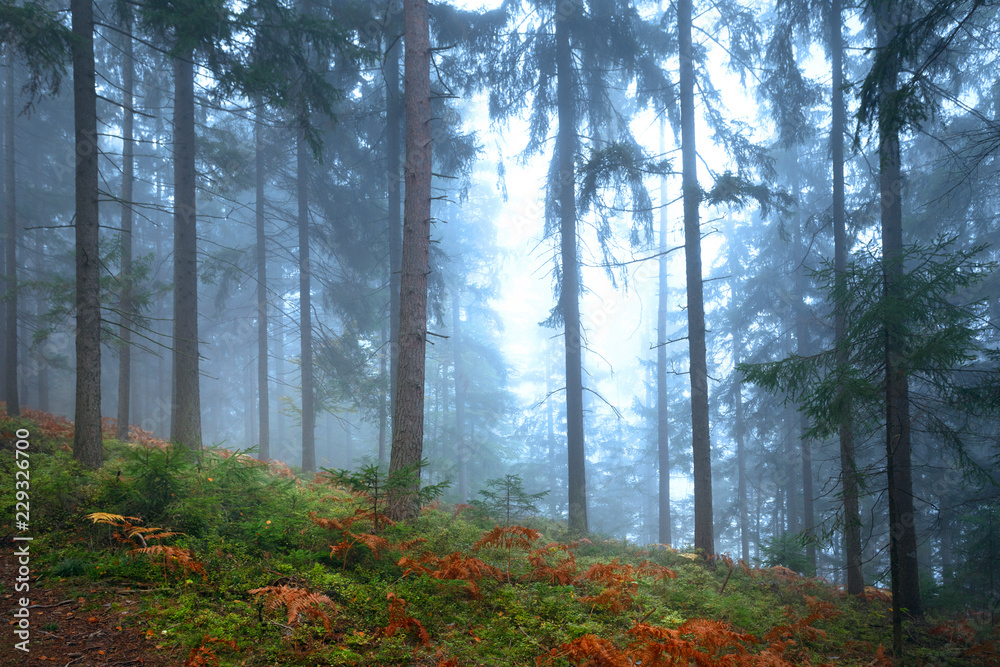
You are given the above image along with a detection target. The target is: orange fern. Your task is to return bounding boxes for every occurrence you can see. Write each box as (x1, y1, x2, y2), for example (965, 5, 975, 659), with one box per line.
(472, 525, 541, 551)
(538, 633, 632, 666)
(381, 592, 430, 646)
(184, 635, 237, 667)
(636, 560, 678, 582)
(130, 545, 206, 581)
(398, 551, 502, 598)
(249, 585, 335, 634)
(577, 559, 641, 613)
(526, 542, 578, 585)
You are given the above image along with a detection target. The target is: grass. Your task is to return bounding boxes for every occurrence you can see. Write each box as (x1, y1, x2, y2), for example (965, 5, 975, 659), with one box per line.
(2, 410, 997, 666)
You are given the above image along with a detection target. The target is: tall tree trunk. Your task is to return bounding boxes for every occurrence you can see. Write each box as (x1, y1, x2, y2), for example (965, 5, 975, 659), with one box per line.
(656, 117, 671, 546)
(72, 0, 102, 467)
(116, 7, 135, 441)
(297, 0, 315, 473)
(297, 129, 314, 472)
(388, 0, 432, 522)
(275, 322, 286, 446)
(556, 1, 587, 535)
(35, 229, 48, 412)
(386, 10, 403, 427)
(679, 0, 713, 556)
(727, 223, 749, 564)
(170, 53, 202, 449)
(792, 184, 816, 574)
(831, 0, 863, 596)
(546, 342, 558, 517)
(378, 320, 388, 464)
(783, 400, 799, 534)
(255, 109, 270, 460)
(939, 508, 953, 585)
(4, 52, 18, 416)
(875, 1, 923, 652)
(452, 292, 468, 502)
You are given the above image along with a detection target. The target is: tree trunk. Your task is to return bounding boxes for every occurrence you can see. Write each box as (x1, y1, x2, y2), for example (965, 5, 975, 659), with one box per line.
(170, 53, 202, 449)
(556, 1, 588, 535)
(116, 7, 135, 441)
(831, 0, 863, 596)
(546, 342, 558, 517)
(71, 0, 102, 467)
(388, 0, 432, 522)
(296, 0, 315, 473)
(297, 129, 315, 472)
(656, 116, 671, 546)
(792, 185, 816, 575)
(939, 508, 952, 585)
(4, 52, 18, 416)
(378, 320, 388, 464)
(35, 229, 48, 412)
(679, 0, 713, 556)
(386, 11, 403, 427)
(727, 222, 749, 564)
(875, 1, 923, 652)
(452, 292, 468, 502)
(255, 109, 270, 460)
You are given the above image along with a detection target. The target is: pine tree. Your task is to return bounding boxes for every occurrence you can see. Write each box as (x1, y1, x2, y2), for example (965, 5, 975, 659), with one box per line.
(71, 0, 102, 467)
(388, 0, 432, 522)
(679, 0, 713, 557)
(116, 3, 136, 442)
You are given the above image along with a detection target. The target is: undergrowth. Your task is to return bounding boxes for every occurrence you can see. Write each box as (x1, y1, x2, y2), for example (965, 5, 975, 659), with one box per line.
(1, 409, 997, 666)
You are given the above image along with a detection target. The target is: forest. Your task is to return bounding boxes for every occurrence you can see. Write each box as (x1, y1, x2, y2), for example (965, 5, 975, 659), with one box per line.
(1, 0, 999, 664)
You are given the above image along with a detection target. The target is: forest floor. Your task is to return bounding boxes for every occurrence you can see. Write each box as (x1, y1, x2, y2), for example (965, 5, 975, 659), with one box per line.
(2, 408, 998, 666)
(1, 552, 175, 666)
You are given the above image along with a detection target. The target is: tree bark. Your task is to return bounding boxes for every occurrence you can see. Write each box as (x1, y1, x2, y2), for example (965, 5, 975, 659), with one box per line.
(255, 109, 270, 460)
(831, 0, 863, 596)
(792, 178, 816, 574)
(452, 292, 468, 502)
(656, 117, 671, 546)
(170, 53, 202, 449)
(727, 222, 749, 564)
(35, 229, 48, 412)
(556, 1, 588, 535)
(679, 0, 713, 556)
(297, 128, 315, 472)
(386, 9, 403, 428)
(875, 1, 922, 652)
(4, 52, 18, 416)
(116, 7, 135, 441)
(71, 0, 102, 467)
(388, 0, 432, 522)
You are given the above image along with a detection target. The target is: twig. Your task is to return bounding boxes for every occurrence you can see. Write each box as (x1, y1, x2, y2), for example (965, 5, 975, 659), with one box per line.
(636, 607, 657, 625)
(28, 599, 74, 609)
(268, 620, 295, 634)
(719, 564, 735, 595)
(114, 588, 174, 594)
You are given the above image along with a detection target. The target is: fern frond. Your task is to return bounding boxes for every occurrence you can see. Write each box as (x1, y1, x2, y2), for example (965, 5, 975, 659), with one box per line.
(249, 585, 335, 634)
(541, 634, 632, 666)
(86, 512, 142, 526)
(309, 512, 346, 532)
(381, 592, 430, 646)
(184, 635, 237, 667)
(396, 537, 428, 552)
(130, 545, 206, 580)
(472, 525, 541, 551)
